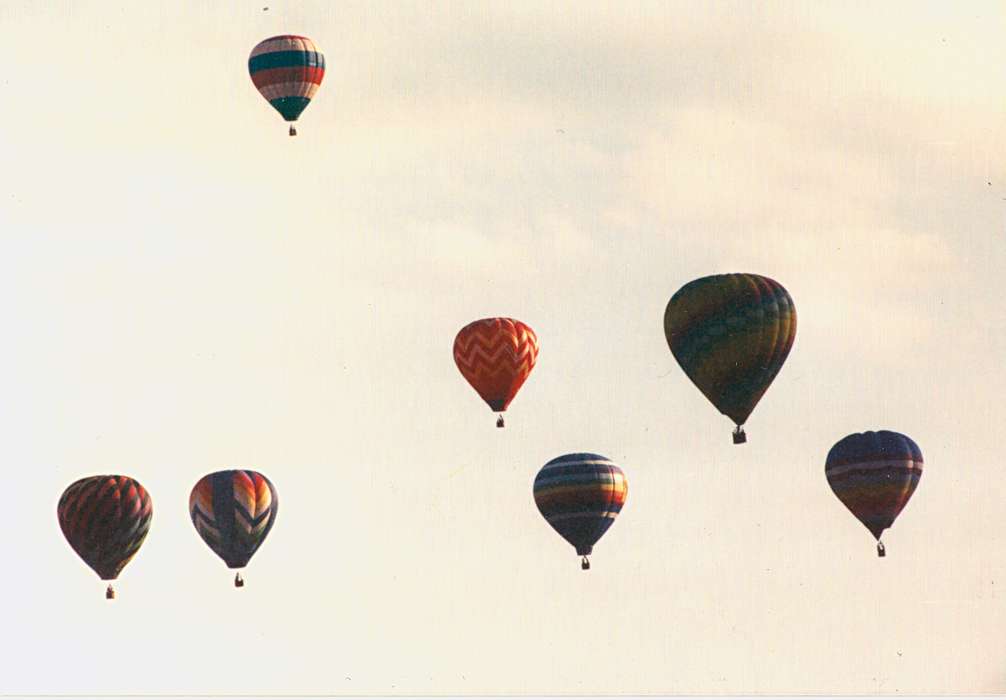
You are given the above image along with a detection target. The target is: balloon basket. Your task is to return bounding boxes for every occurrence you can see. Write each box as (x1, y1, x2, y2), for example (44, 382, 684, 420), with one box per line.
(105, 584, 115, 600)
(235, 572, 245, 588)
(877, 541, 886, 558)
(288, 125, 297, 137)
(581, 556, 590, 571)
(496, 415, 505, 428)
(732, 427, 747, 444)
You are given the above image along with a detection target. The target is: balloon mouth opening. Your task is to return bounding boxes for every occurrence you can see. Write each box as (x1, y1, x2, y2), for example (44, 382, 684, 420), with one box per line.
(869, 525, 887, 540)
(575, 545, 593, 556)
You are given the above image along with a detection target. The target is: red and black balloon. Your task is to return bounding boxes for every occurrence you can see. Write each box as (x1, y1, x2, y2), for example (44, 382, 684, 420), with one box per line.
(57, 475, 153, 598)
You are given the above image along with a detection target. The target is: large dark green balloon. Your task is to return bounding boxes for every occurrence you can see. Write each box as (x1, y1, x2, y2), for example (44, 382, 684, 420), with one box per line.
(664, 273, 796, 442)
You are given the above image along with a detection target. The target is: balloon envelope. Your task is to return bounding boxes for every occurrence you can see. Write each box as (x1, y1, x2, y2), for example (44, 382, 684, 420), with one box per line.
(533, 453, 627, 559)
(57, 475, 152, 581)
(664, 273, 796, 432)
(453, 317, 538, 413)
(826, 430, 923, 540)
(190, 470, 278, 569)
(249, 35, 324, 124)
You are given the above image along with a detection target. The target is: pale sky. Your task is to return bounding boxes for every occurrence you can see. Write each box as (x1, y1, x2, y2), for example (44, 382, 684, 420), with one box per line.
(1, 1, 1005, 695)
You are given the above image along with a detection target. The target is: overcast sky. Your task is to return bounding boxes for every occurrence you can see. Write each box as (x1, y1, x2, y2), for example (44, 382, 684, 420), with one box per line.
(1, 1, 1005, 695)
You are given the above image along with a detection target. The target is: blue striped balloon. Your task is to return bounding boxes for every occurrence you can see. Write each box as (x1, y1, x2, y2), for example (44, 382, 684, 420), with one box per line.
(533, 453, 628, 569)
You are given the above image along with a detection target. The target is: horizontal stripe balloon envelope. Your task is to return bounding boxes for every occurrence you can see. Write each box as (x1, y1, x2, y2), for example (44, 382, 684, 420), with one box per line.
(453, 317, 539, 428)
(249, 35, 325, 136)
(825, 430, 923, 557)
(190, 470, 278, 587)
(664, 273, 796, 444)
(57, 475, 153, 599)
(533, 453, 628, 570)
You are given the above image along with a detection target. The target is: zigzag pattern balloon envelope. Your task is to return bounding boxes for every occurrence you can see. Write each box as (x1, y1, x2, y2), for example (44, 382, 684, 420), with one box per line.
(190, 470, 278, 585)
(249, 35, 325, 135)
(533, 453, 628, 570)
(57, 475, 153, 597)
(664, 273, 796, 442)
(826, 430, 923, 556)
(453, 317, 538, 425)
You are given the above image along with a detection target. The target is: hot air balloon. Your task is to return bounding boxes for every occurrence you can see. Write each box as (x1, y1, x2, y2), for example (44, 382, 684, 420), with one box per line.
(826, 430, 923, 557)
(189, 470, 278, 587)
(533, 453, 628, 570)
(664, 273, 796, 444)
(453, 317, 539, 428)
(57, 475, 153, 599)
(248, 35, 325, 136)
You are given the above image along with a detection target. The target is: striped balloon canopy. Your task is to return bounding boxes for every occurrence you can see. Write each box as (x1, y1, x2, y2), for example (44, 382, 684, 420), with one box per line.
(664, 273, 796, 444)
(825, 430, 923, 557)
(453, 317, 539, 427)
(533, 453, 628, 570)
(57, 475, 153, 599)
(189, 470, 278, 587)
(248, 35, 325, 136)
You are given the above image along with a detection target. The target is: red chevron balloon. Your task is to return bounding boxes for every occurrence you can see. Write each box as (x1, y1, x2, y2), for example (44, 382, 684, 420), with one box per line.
(453, 317, 538, 426)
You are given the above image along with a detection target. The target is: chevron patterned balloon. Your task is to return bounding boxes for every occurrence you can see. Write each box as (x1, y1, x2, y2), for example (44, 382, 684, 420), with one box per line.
(58, 475, 153, 597)
(190, 470, 278, 585)
(453, 317, 539, 426)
